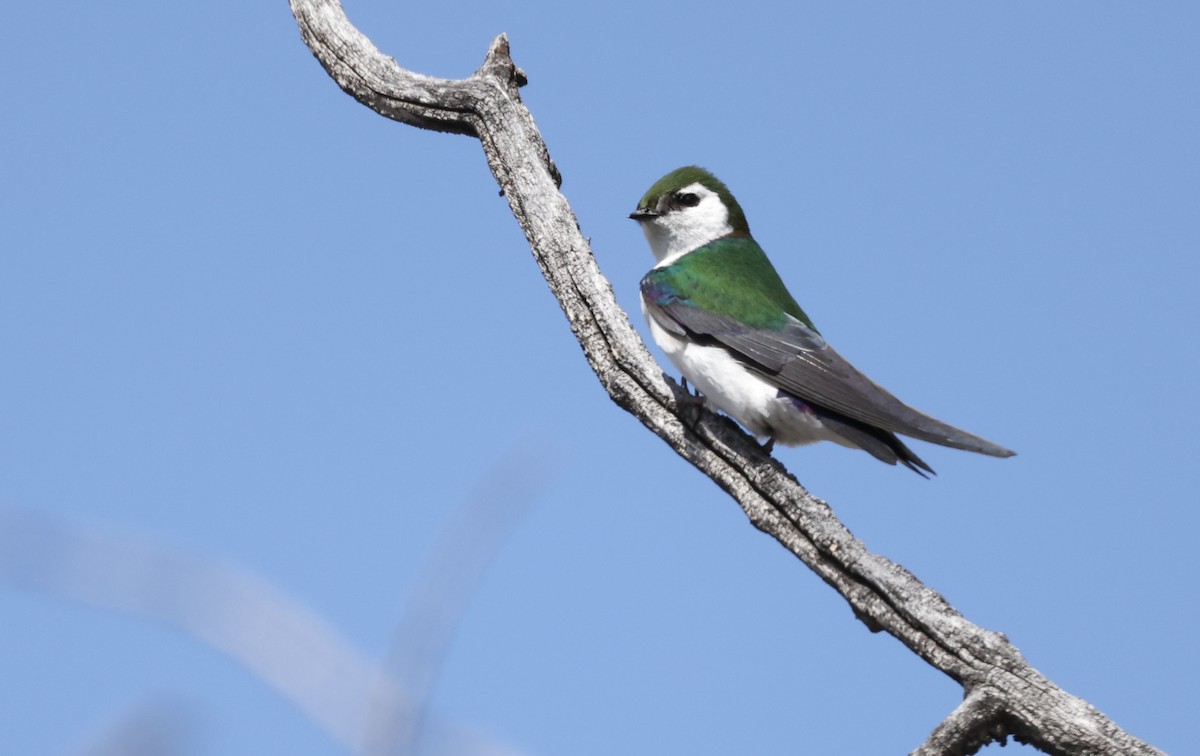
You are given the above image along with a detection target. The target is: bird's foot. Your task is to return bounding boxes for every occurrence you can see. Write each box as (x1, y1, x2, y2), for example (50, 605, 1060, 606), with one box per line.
(683, 378, 708, 401)
(676, 377, 707, 431)
(761, 436, 777, 454)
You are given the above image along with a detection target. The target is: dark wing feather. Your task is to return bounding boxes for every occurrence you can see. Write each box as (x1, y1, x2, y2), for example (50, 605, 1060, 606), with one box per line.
(644, 298, 1015, 458)
(812, 412, 935, 477)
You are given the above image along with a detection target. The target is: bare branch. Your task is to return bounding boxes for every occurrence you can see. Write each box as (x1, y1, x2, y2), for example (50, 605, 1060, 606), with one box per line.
(288, 2, 1162, 753)
(913, 688, 1009, 756)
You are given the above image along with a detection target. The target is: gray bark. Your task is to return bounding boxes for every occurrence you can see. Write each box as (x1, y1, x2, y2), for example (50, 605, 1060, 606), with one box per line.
(288, 2, 1162, 754)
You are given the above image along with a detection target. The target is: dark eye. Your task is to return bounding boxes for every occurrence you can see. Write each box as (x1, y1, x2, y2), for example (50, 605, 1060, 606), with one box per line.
(676, 192, 700, 208)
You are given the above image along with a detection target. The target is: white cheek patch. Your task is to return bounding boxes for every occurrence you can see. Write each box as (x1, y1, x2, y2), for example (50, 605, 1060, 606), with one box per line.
(646, 182, 734, 268)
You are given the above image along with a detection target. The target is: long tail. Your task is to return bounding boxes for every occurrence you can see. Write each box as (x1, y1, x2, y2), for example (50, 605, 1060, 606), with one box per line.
(815, 412, 936, 478)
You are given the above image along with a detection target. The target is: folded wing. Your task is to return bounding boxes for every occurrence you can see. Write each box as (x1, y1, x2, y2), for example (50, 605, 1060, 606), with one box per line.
(642, 295, 1015, 458)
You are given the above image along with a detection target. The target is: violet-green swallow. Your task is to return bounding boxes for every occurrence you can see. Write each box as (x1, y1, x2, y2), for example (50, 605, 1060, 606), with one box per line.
(631, 166, 1014, 476)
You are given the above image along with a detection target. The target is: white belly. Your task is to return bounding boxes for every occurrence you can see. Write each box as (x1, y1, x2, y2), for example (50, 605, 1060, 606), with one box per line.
(643, 303, 848, 447)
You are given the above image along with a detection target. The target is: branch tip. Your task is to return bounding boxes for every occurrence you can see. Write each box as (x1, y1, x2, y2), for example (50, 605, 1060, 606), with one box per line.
(478, 33, 526, 91)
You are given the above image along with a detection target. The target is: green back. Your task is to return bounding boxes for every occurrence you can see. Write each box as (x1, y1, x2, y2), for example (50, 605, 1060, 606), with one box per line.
(647, 237, 818, 332)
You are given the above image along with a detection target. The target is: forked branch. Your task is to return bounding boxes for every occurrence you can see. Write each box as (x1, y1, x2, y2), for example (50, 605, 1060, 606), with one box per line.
(288, 2, 1161, 753)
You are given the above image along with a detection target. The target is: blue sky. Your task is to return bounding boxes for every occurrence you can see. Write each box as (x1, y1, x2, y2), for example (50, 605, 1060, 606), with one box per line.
(2, 2, 1197, 754)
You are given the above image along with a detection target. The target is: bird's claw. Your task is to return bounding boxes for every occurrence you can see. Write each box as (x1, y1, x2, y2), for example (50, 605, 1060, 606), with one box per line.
(676, 377, 707, 431)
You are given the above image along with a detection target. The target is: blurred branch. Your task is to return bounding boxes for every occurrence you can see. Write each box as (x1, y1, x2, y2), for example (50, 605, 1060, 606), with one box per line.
(0, 508, 518, 756)
(75, 699, 196, 756)
(287, 2, 1161, 754)
(364, 445, 550, 756)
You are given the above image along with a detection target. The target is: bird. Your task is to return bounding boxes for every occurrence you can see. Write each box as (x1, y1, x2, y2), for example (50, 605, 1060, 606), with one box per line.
(630, 165, 1015, 476)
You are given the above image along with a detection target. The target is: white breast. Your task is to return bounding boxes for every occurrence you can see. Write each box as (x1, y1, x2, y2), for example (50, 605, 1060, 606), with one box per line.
(642, 298, 844, 447)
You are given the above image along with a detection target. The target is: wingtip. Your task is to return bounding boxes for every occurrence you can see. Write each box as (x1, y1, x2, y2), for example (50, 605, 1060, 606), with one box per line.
(977, 442, 1017, 459)
(934, 428, 1017, 459)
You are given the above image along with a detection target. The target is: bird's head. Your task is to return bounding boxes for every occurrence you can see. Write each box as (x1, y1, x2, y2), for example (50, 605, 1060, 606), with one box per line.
(629, 166, 750, 265)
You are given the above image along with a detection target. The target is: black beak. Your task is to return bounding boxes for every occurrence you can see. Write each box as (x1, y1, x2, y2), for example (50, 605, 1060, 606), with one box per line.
(628, 207, 659, 222)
